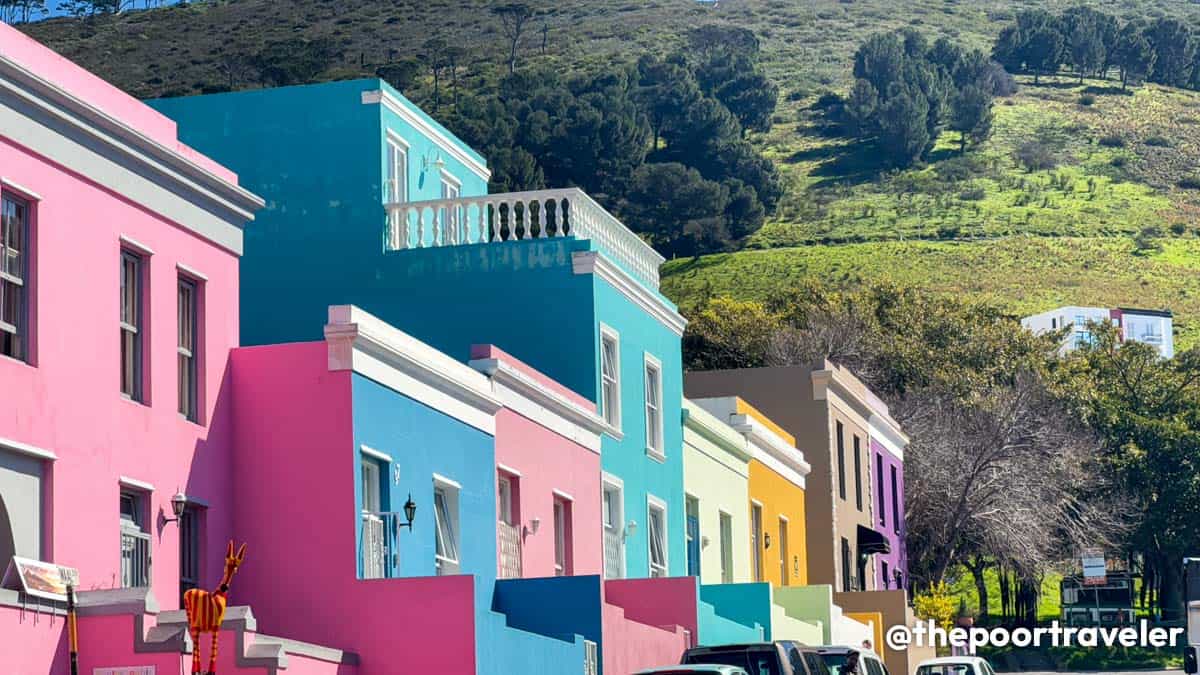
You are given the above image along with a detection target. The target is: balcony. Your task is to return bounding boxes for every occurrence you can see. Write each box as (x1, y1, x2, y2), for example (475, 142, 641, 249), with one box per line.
(498, 521, 522, 580)
(385, 188, 665, 290)
(120, 528, 151, 588)
(603, 528, 623, 579)
(360, 511, 399, 579)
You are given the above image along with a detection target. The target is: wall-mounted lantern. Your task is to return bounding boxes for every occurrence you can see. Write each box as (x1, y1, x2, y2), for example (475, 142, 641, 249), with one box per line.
(401, 493, 417, 530)
(162, 491, 189, 525)
(764, 532, 771, 549)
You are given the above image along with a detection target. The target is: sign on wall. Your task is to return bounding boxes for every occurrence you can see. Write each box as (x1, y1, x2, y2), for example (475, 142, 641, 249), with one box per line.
(0, 556, 78, 601)
(1081, 549, 1106, 586)
(93, 668, 155, 675)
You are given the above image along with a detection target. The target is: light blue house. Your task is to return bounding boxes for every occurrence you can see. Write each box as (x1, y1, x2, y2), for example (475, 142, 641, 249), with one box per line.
(150, 79, 689, 583)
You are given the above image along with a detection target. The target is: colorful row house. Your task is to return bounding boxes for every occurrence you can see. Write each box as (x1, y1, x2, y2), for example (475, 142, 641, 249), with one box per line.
(1, 22, 923, 675)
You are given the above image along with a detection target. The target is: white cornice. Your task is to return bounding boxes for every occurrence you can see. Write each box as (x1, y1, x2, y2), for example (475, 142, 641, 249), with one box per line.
(362, 89, 491, 182)
(812, 368, 874, 427)
(571, 251, 686, 336)
(869, 413, 907, 460)
(731, 414, 811, 489)
(0, 54, 263, 247)
(682, 399, 752, 464)
(325, 305, 501, 434)
(0, 435, 56, 461)
(469, 356, 605, 454)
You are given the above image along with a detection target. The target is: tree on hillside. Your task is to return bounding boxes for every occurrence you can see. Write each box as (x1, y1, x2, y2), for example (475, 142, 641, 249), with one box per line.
(492, 3, 536, 75)
(1062, 6, 1117, 79)
(1068, 23, 1106, 83)
(621, 162, 731, 257)
(1114, 21, 1156, 91)
(420, 37, 449, 111)
(1146, 18, 1195, 89)
(1025, 26, 1065, 84)
(254, 38, 335, 87)
(950, 85, 993, 152)
(376, 58, 423, 93)
(687, 23, 760, 59)
(635, 54, 702, 149)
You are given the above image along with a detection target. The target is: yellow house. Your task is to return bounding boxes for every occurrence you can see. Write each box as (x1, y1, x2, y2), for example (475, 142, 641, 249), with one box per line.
(694, 397, 811, 588)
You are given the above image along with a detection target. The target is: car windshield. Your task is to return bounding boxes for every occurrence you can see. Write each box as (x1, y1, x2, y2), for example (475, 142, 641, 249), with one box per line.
(685, 648, 781, 675)
(917, 665, 974, 675)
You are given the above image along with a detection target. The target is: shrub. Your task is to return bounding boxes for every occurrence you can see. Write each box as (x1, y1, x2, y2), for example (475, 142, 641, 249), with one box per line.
(1015, 141, 1059, 172)
(1178, 175, 1200, 190)
(959, 187, 987, 201)
(1110, 155, 1129, 168)
(1144, 135, 1171, 147)
(1098, 135, 1126, 148)
(1078, 94, 1096, 106)
(1170, 222, 1188, 235)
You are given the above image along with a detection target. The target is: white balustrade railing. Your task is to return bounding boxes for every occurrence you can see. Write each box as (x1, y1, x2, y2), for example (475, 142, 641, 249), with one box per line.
(603, 528, 623, 580)
(497, 521, 522, 579)
(385, 188, 664, 289)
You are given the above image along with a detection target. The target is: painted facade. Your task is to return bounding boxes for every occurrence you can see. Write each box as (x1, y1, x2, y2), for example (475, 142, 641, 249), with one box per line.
(230, 306, 594, 674)
(0, 20, 263, 672)
(1022, 305, 1176, 358)
(151, 81, 689, 582)
(681, 399, 752, 586)
(866, 389, 909, 592)
(685, 362, 893, 595)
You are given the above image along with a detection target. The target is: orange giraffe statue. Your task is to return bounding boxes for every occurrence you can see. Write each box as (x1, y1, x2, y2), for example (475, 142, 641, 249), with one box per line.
(183, 541, 247, 675)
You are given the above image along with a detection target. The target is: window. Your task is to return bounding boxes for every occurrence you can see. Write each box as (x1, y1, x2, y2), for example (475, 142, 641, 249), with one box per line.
(718, 511, 733, 584)
(602, 479, 624, 579)
(120, 251, 145, 401)
(836, 421, 846, 500)
(882, 560, 890, 589)
(840, 537, 852, 592)
(600, 327, 621, 428)
(120, 490, 150, 588)
(177, 276, 199, 421)
(647, 497, 667, 578)
(853, 435, 863, 511)
(890, 465, 900, 535)
(179, 506, 201, 604)
(434, 483, 460, 575)
(876, 452, 886, 527)
(439, 172, 463, 243)
(386, 136, 408, 203)
(0, 447, 45, 573)
(685, 495, 700, 577)
(553, 497, 571, 576)
(0, 194, 29, 361)
(779, 517, 790, 586)
(644, 354, 663, 457)
(361, 458, 382, 513)
(750, 502, 763, 582)
(497, 474, 515, 526)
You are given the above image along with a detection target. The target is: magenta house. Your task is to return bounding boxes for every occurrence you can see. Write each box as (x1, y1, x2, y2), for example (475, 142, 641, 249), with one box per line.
(866, 391, 908, 592)
(0, 19, 263, 671)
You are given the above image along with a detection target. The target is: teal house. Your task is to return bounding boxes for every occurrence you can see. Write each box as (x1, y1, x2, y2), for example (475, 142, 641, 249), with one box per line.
(149, 79, 688, 583)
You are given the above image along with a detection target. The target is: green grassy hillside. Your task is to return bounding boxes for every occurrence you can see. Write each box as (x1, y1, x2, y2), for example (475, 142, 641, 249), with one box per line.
(19, 0, 1200, 345)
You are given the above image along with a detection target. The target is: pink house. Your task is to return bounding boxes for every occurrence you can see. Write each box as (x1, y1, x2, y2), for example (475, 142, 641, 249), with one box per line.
(0, 20, 264, 673)
(468, 345, 604, 580)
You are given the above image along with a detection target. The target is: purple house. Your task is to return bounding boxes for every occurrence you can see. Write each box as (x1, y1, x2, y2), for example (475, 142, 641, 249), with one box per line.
(866, 391, 908, 592)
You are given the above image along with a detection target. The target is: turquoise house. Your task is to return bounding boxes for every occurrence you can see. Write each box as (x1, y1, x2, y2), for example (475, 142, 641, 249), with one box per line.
(150, 79, 688, 582)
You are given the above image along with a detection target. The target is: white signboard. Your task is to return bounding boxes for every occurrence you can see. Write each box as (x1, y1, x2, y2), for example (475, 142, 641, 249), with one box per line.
(94, 668, 155, 675)
(1081, 550, 1106, 585)
(0, 556, 78, 601)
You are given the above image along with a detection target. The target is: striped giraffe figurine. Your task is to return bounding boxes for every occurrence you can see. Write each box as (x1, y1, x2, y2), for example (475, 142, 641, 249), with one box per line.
(183, 541, 247, 675)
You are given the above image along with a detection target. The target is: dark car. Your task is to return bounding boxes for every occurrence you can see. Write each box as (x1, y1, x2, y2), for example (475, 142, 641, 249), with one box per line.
(682, 641, 821, 675)
(811, 646, 889, 675)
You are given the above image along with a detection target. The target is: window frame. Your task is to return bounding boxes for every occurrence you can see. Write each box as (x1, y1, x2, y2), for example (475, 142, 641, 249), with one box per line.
(876, 451, 887, 527)
(643, 352, 664, 460)
(177, 274, 200, 421)
(599, 324, 622, 430)
(836, 421, 847, 500)
(0, 191, 32, 363)
(601, 473, 626, 579)
(750, 500, 764, 582)
(119, 248, 147, 402)
(433, 478, 461, 574)
(718, 510, 734, 584)
(646, 494, 668, 578)
(890, 465, 900, 535)
(853, 434, 863, 512)
(778, 515, 789, 586)
(497, 473, 516, 526)
(119, 487, 151, 589)
(385, 134, 409, 203)
(553, 496, 571, 576)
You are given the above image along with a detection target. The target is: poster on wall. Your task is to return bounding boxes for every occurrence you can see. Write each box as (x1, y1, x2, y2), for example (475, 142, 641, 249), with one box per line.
(0, 556, 77, 601)
(93, 668, 155, 675)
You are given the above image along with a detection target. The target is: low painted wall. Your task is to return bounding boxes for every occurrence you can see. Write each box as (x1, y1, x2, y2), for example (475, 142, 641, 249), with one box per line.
(770, 601, 824, 645)
(774, 585, 836, 644)
(845, 611, 884, 654)
(834, 590, 930, 675)
(698, 582, 770, 645)
(0, 603, 68, 673)
(605, 577, 698, 640)
(603, 601, 689, 675)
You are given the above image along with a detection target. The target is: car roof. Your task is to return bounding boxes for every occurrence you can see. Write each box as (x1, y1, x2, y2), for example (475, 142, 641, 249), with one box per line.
(918, 656, 988, 665)
(636, 666, 749, 675)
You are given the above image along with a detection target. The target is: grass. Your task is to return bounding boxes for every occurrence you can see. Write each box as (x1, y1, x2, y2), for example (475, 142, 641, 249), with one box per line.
(945, 566, 1063, 623)
(662, 237, 1200, 348)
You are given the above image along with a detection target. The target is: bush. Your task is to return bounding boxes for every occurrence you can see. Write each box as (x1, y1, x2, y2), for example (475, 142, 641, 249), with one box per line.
(1015, 141, 1059, 172)
(935, 155, 985, 182)
(1170, 222, 1188, 235)
(1178, 175, 1200, 190)
(1144, 135, 1171, 147)
(813, 92, 844, 109)
(1078, 94, 1096, 106)
(1111, 155, 1129, 168)
(959, 186, 987, 201)
(1098, 134, 1126, 148)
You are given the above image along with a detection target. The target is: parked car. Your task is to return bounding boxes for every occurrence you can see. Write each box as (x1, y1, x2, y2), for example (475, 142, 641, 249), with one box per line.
(681, 641, 821, 675)
(914, 656, 997, 675)
(636, 666, 750, 675)
(811, 646, 890, 675)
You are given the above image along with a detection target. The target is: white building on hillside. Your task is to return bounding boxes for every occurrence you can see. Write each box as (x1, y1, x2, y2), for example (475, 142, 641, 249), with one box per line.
(1022, 306, 1174, 359)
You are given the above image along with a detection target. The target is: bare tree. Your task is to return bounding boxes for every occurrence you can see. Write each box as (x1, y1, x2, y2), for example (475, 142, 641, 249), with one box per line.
(492, 3, 535, 74)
